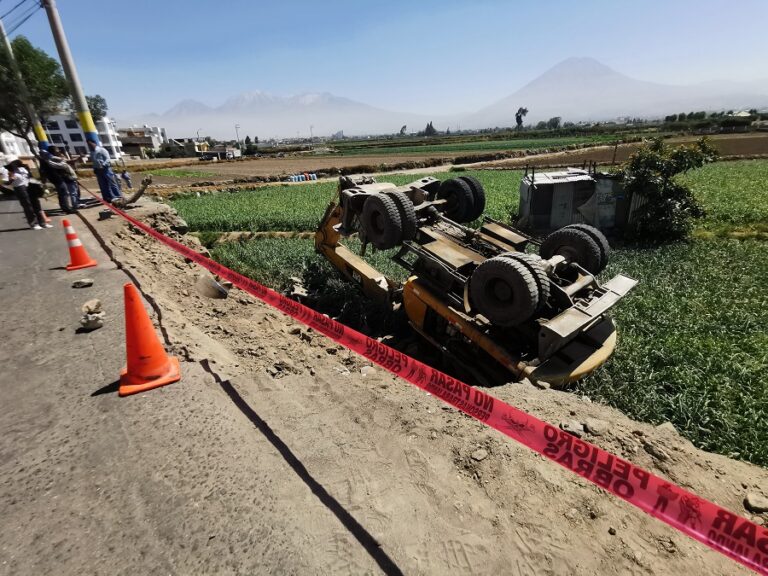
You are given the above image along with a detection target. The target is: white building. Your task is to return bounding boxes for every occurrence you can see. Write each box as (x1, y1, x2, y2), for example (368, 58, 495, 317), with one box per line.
(0, 131, 34, 159)
(117, 125, 168, 157)
(44, 113, 124, 159)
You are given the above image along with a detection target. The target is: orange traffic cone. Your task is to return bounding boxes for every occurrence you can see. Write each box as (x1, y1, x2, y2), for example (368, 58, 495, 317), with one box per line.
(62, 219, 97, 271)
(119, 283, 181, 397)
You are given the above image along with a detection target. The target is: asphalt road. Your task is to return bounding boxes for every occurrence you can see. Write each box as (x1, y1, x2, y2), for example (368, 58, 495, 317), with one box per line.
(0, 196, 385, 575)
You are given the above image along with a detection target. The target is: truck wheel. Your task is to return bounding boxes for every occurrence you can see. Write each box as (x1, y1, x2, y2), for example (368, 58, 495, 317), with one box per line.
(540, 227, 602, 274)
(457, 175, 486, 221)
(437, 178, 475, 223)
(564, 224, 610, 272)
(499, 252, 550, 312)
(470, 256, 540, 326)
(386, 191, 417, 241)
(361, 194, 403, 249)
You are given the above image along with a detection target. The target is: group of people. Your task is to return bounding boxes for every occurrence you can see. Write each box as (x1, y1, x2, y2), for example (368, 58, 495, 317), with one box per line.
(1, 159, 51, 230)
(2, 140, 125, 230)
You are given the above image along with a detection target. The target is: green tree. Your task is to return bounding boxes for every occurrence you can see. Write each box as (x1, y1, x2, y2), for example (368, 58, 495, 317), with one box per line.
(85, 94, 108, 122)
(421, 121, 437, 136)
(244, 135, 252, 146)
(546, 116, 561, 130)
(0, 36, 69, 153)
(621, 137, 718, 242)
(515, 107, 528, 130)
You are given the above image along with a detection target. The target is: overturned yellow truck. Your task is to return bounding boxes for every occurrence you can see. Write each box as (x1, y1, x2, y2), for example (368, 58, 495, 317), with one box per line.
(315, 175, 636, 387)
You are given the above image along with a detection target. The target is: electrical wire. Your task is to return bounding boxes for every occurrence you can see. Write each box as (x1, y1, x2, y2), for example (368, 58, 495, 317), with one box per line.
(5, 2, 39, 35)
(0, 0, 31, 21)
(4, 0, 35, 24)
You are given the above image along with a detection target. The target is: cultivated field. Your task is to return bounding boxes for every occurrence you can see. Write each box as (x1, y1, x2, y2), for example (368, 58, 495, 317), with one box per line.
(170, 159, 768, 468)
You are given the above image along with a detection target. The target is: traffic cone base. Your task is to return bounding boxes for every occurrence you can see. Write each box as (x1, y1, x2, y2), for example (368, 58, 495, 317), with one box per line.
(66, 257, 97, 271)
(119, 283, 181, 397)
(119, 356, 180, 397)
(63, 219, 97, 271)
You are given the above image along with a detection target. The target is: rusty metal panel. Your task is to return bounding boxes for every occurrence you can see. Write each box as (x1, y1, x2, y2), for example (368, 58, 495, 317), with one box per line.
(421, 239, 483, 269)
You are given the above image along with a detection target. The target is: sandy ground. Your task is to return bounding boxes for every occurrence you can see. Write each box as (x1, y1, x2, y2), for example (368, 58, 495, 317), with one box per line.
(1, 190, 763, 574)
(474, 133, 768, 170)
(91, 133, 768, 198)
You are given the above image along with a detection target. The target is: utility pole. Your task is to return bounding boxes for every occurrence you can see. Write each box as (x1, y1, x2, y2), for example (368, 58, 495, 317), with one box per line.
(0, 18, 49, 152)
(41, 0, 100, 146)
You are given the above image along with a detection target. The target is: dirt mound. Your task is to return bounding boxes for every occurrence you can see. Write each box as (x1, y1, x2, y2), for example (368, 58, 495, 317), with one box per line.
(85, 199, 767, 575)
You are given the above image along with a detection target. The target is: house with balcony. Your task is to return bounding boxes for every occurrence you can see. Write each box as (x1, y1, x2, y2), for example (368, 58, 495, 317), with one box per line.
(44, 114, 124, 159)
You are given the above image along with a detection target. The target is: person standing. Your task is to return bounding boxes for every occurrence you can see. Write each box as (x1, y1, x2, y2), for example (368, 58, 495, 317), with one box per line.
(40, 147, 77, 213)
(50, 147, 81, 209)
(86, 140, 122, 203)
(6, 159, 51, 230)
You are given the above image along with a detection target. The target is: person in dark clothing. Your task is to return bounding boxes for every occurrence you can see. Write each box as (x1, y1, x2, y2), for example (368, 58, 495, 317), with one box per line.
(40, 146, 79, 213)
(50, 146, 80, 208)
(6, 159, 51, 230)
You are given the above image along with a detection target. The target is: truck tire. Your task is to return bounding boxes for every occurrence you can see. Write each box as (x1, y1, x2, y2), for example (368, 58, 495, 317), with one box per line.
(470, 256, 540, 326)
(386, 191, 417, 241)
(499, 252, 550, 312)
(361, 194, 403, 249)
(437, 178, 475, 223)
(457, 175, 486, 221)
(564, 224, 610, 272)
(540, 227, 602, 274)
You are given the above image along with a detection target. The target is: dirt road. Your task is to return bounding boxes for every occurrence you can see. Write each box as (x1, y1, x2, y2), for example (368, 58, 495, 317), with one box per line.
(1, 195, 767, 575)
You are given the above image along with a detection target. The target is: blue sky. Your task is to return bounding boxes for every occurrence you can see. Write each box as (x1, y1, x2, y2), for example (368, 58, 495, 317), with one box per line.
(8, 0, 768, 119)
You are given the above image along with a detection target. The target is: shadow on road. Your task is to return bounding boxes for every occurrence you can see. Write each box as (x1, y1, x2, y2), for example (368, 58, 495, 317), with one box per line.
(91, 380, 120, 396)
(0, 227, 34, 233)
(200, 358, 405, 576)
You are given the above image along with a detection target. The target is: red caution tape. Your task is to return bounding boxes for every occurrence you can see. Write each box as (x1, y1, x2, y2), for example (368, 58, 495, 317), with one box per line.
(88, 191, 768, 574)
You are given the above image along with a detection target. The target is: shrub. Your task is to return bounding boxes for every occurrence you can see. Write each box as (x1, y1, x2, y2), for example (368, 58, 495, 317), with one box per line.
(621, 137, 718, 242)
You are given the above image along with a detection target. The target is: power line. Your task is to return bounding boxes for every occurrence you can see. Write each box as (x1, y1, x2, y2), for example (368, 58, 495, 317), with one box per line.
(0, 0, 31, 20)
(4, 0, 35, 26)
(5, 2, 39, 35)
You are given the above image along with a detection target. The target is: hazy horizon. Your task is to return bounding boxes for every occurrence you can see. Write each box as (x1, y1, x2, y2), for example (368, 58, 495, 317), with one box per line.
(8, 0, 768, 137)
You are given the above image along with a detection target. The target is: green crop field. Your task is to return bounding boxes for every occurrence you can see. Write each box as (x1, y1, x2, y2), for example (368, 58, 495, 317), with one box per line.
(331, 134, 624, 156)
(171, 159, 768, 466)
(150, 168, 217, 179)
(171, 169, 522, 234)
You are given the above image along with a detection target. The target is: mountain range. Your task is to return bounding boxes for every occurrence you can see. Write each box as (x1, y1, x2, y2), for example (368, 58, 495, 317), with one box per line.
(124, 58, 768, 139)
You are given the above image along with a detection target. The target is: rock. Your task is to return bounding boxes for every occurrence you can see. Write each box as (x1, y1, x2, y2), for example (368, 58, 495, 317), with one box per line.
(471, 448, 488, 462)
(360, 366, 376, 377)
(81, 299, 102, 314)
(642, 440, 669, 462)
(559, 420, 584, 438)
(656, 421, 678, 436)
(608, 526, 617, 536)
(195, 275, 228, 299)
(745, 493, 768, 513)
(79, 312, 104, 330)
(288, 326, 302, 335)
(583, 418, 609, 437)
(564, 508, 579, 521)
(532, 379, 551, 390)
(72, 278, 94, 289)
(518, 377, 533, 387)
(309, 368, 316, 376)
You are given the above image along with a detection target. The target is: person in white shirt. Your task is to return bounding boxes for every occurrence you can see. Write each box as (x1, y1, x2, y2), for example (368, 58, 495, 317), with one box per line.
(6, 159, 50, 230)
